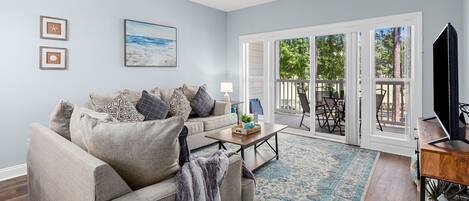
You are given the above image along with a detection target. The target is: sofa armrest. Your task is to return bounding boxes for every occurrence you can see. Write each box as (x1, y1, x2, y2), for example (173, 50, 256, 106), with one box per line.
(28, 123, 132, 201)
(213, 101, 232, 116)
(219, 154, 243, 201)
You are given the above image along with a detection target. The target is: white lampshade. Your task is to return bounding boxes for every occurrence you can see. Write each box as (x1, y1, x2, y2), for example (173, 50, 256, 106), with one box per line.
(220, 82, 233, 93)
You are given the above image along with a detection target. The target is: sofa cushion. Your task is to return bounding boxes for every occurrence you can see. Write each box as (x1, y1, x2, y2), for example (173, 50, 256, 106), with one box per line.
(102, 94, 144, 122)
(190, 87, 215, 117)
(112, 177, 177, 201)
(184, 121, 204, 136)
(79, 115, 184, 190)
(188, 113, 237, 131)
(49, 100, 74, 140)
(136, 90, 169, 120)
(70, 106, 117, 150)
(168, 89, 192, 121)
(181, 84, 207, 102)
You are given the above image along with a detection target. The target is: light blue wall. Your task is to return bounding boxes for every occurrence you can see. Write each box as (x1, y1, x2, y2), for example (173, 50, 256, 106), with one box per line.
(0, 0, 226, 169)
(463, 0, 469, 103)
(226, 0, 465, 118)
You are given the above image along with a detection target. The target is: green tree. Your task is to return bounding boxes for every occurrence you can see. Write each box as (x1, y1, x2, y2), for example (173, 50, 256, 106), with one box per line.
(279, 38, 310, 80)
(316, 34, 345, 81)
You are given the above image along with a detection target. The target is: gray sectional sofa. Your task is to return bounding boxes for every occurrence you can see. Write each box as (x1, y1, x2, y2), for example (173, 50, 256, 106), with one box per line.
(27, 86, 254, 201)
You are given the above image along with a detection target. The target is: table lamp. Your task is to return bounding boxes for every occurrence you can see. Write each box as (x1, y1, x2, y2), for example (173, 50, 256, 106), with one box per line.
(220, 82, 233, 102)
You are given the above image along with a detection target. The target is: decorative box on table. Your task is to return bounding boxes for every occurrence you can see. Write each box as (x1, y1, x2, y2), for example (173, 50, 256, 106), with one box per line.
(232, 123, 261, 135)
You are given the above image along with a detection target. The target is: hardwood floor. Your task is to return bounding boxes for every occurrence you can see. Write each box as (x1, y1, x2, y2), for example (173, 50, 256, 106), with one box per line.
(0, 175, 27, 201)
(365, 152, 418, 201)
(0, 153, 417, 201)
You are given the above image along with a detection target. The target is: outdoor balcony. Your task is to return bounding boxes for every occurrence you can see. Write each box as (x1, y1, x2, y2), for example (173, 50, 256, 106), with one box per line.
(274, 79, 406, 135)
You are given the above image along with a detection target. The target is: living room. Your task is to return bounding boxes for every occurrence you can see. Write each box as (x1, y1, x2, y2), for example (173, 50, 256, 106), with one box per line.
(1, 0, 469, 200)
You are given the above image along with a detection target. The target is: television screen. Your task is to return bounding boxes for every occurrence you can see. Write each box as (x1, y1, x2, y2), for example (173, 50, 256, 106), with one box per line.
(433, 23, 461, 140)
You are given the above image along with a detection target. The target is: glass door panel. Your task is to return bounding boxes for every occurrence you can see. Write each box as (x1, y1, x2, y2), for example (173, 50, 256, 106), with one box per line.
(315, 34, 346, 137)
(273, 38, 311, 131)
(374, 26, 412, 135)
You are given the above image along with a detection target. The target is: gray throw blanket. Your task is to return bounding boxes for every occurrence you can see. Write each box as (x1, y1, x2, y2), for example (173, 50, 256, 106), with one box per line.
(176, 151, 255, 201)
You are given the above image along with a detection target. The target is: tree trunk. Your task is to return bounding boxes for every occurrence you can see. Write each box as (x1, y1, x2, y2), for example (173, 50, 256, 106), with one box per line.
(392, 28, 402, 122)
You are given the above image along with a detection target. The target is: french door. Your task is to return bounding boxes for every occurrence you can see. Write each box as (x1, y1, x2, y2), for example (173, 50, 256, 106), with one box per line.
(240, 13, 422, 155)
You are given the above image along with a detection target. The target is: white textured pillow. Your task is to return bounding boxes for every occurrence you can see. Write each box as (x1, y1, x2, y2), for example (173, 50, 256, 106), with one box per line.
(79, 114, 184, 190)
(89, 92, 119, 112)
(49, 100, 74, 140)
(69, 106, 117, 150)
(150, 87, 175, 103)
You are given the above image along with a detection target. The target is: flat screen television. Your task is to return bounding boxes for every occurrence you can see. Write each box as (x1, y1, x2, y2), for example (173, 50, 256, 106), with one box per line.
(432, 23, 467, 144)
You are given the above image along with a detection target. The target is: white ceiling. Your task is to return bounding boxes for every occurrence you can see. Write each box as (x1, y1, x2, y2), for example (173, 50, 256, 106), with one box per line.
(189, 0, 277, 12)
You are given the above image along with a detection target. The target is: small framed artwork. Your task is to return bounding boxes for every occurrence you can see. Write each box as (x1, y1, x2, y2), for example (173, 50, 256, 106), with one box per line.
(40, 46, 68, 70)
(125, 19, 177, 67)
(40, 16, 68, 40)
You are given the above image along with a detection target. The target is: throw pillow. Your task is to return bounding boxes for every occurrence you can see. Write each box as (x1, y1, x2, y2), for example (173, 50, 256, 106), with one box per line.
(190, 87, 215, 117)
(118, 89, 142, 105)
(136, 90, 170, 120)
(49, 100, 74, 140)
(168, 89, 192, 121)
(102, 94, 145, 122)
(89, 92, 119, 112)
(69, 106, 117, 150)
(79, 114, 184, 190)
(150, 87, 175, 103)
(181, 84, 207, 102)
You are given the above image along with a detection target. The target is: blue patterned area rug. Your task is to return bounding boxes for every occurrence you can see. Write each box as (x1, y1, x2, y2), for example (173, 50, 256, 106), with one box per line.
(193, 133, 379, 201)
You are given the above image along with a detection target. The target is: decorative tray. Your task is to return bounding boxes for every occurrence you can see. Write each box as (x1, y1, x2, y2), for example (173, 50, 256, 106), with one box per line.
(232, 124, 261, 135)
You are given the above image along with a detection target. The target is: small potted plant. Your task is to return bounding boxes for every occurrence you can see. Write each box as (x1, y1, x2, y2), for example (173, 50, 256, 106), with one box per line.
(240, 114, 255, 129)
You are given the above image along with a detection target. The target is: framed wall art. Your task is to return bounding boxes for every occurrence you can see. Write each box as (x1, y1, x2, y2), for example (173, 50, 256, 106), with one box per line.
(39, 46, 68, 70)
(124, 19, 177, 67)
(40, 16, 68, 40)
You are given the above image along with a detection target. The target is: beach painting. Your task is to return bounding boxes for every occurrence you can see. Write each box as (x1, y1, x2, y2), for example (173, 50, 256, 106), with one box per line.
(125, 20, 177, 67)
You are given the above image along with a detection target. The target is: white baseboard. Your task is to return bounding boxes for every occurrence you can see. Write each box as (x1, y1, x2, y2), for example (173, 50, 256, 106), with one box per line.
(0, 164, 27, 182)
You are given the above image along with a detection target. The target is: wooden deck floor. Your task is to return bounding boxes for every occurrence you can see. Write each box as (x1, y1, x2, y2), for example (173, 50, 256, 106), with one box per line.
(0, 153, 417, 201)
(275, 112, 406, 135)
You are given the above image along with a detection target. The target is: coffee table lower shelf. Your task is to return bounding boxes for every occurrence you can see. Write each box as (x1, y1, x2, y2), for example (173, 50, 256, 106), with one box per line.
(242, 148, 277, 171)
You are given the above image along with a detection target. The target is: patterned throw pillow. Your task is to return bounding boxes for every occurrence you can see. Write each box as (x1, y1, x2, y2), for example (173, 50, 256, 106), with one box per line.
(102, 94, 145, 122)
(168, 89, 192, 121)
(136, 90, 170, 120)
(190, 87, 215, 117)
(118, 89, 142, 105)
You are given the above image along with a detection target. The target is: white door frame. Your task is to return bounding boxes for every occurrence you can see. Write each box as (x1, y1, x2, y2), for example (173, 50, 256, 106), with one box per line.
(239, 12, 422, 156)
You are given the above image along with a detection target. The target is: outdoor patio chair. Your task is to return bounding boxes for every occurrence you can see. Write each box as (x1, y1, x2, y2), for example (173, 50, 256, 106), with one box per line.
(315, 91, 330, 128)
(296, 84, 330, 131)
(323, 96, 344, 135)
(297, 87, 311, 130)
(459, 103, 469, 125)
(376, 89, 387, 131)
